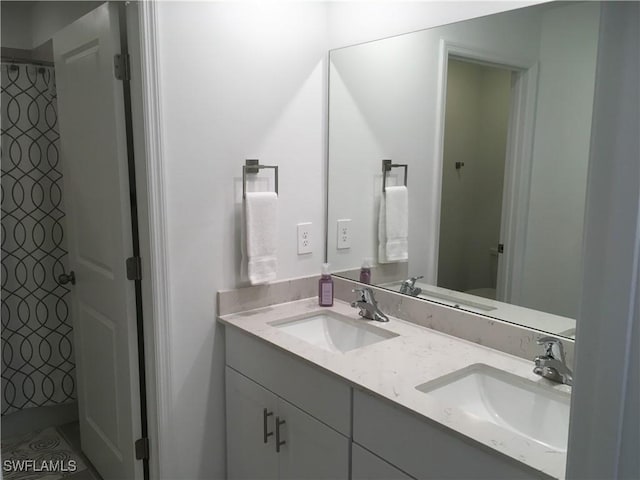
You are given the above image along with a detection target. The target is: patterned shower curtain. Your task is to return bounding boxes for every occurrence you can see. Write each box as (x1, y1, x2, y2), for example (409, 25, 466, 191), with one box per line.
(1, 63, 76, 415)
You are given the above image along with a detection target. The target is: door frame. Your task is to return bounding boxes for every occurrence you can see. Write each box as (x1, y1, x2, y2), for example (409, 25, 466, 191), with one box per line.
(130, 2, 173, 478)
(431, 39, 539, 303)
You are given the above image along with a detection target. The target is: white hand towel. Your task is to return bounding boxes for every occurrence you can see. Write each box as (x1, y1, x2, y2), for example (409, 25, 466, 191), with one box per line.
(378, 194, 388, 263)
(244, 192, 278, 285)
(378, 186, 408, 263)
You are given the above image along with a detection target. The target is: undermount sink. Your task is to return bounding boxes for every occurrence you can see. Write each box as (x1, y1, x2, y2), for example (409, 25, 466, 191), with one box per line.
(416, 364, 570, 451)
(270, 311, 398, 353)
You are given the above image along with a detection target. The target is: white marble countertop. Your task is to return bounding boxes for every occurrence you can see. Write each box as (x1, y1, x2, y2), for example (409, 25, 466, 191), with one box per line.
(219, 297, 571, 479)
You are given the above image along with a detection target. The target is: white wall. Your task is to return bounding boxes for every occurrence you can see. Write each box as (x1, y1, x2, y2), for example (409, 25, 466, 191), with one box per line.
(154, 2, 545, 478)
(156, 2, 327, 478)
(519, 2, 600, 318)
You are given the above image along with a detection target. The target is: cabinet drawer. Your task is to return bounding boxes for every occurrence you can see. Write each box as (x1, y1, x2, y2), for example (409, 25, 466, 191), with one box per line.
(353, 389, 545, 479)
(226, 326, 351, 435)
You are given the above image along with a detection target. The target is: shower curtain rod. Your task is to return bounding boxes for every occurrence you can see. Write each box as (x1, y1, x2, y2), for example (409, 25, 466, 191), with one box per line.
(1, 56, 54, 67)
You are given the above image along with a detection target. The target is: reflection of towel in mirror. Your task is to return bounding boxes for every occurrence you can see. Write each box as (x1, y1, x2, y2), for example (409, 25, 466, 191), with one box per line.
(244, 192, 278, 284)
(378, 186, 408, 263)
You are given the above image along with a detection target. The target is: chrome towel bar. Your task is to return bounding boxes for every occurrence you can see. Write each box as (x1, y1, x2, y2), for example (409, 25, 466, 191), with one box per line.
(382, 159, 408, 192)
(243, 159, 279, 198)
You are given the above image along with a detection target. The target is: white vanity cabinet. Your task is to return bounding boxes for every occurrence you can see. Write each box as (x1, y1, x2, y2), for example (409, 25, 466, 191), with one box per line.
(225, 327, 350, 479)
(353, 389, 548, 480)
(222, 318, 557, 480)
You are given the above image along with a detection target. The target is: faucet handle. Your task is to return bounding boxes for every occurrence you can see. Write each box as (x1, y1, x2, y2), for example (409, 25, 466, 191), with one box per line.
(352, 287, 368, 301)
(403, 275, 424, 287)
(537, 337, 566, 362)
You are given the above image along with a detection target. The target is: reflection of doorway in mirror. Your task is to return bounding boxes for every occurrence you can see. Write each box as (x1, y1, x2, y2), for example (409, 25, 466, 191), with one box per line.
(437, 59, 513, 301)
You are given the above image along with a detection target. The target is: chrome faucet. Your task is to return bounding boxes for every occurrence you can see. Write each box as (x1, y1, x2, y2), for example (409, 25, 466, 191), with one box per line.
(351, 288, 389, 322)
(399, 275, 423, 296)
(533, 337, 573, 386)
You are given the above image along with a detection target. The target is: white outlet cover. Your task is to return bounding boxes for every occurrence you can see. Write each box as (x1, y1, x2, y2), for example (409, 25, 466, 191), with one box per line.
(297, 222, 312, 255)
(337, 219, 351, 249)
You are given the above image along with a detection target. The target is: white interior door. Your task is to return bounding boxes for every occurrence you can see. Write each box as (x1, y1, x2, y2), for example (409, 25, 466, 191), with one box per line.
(53, 4, 142, 479)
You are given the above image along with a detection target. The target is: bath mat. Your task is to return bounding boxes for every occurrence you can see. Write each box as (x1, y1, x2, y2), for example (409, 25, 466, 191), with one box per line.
(1, 427, 87, 480)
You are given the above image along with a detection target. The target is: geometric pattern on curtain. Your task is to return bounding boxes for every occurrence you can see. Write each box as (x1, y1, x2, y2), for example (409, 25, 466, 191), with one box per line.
(1, 63, 76, 415)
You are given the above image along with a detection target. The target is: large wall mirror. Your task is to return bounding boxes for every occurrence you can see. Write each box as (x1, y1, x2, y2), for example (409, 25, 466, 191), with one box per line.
(327, 1, 601, 338)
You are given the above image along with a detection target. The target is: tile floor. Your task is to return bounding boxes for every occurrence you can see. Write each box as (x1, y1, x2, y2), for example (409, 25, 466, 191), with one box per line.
(57, 423, 103, 480)
(1, 422, 102, 480)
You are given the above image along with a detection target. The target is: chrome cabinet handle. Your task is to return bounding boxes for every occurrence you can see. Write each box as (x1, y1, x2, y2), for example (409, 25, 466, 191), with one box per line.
(263, 408, 273, 444)
(58, 271, 76, 285)
(275, 416, 286, 453)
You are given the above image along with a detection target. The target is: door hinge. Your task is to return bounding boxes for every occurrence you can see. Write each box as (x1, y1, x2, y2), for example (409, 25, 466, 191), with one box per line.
(114, 53, 131, 81)
(498, 243, 504, 254)
(126, 256, 142, 280)
(135, 437, 149, 460)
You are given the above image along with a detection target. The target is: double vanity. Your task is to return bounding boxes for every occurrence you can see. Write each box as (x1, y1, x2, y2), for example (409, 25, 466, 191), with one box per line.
(218, 279, 572, 480)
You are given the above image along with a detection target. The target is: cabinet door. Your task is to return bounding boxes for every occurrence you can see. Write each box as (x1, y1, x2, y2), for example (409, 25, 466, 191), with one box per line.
(354, 389, 539, 479)
(226, 367, 279, 479)
(352, 444, 415, 480)
(278, 398, 349, 480)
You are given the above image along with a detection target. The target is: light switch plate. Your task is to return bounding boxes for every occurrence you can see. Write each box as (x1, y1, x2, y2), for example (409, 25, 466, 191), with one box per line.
(297, 222, 312, 255)
(337, 219, 351, 249)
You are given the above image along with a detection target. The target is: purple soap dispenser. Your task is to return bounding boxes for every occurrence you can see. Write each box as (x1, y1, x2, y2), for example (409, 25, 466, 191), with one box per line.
(318, 263, 334, 307)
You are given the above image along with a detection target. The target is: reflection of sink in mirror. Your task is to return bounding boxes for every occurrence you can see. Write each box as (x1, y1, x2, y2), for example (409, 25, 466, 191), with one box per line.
(416, 364, 570, 452)
(381, 281, 497, 312)
(270, 311, 398, 353)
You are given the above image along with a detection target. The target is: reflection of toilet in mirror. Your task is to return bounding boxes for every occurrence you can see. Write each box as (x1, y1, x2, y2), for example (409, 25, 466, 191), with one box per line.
(465, 247, 498, 300)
